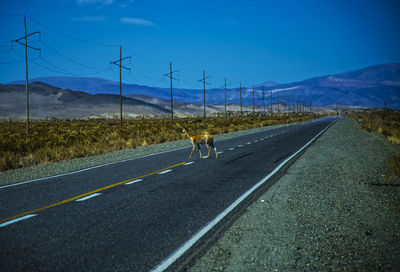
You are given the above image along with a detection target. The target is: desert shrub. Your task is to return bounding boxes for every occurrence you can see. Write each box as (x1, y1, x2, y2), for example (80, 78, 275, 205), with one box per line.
(389, 154, 400, 177)
(0, 114, 324, 171)
(348, 110, 400, 178)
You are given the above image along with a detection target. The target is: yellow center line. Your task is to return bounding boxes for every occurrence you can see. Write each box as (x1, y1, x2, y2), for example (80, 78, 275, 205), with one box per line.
(0, 161, 187, 225)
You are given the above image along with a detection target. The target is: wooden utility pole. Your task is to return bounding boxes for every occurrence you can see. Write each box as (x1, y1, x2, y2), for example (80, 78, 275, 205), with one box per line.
(222, 77, 230, 119)
(12, 16, 41, 136)
(252, 86, 255, 117)
(24, 17, 30, 136)
(203, 70, 206, 118)
(163, 62, 178, 124)
(170, 62, 173, 123)
(277, 92, 280, 113)
(298, 96, 302, 114)
(110, 47, 130, 128)
(119, 47, 122, 126)
(262, 86, 265, 115)
(270, 91, 273, 114)
(240, 82, 243, 116)
(198, 70, 210, 119)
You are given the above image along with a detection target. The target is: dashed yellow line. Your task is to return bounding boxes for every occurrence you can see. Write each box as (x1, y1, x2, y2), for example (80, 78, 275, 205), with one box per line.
(0, 161, 187, 225)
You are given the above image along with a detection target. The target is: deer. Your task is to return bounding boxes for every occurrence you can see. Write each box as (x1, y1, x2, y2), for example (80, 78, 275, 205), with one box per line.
(182, 128, 218, 159)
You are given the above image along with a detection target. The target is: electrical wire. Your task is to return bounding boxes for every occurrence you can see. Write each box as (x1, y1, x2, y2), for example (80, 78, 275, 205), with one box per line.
(1, 14, 267, 90)
(31, 56, 110, 77)
(0, 59, 25, 64)
(122, 47, 169, 64)
(39, 40, 108, 71)
(27, 16, 120, 48)
(132, 66, 166, 84)
(0, 48, 12, 54)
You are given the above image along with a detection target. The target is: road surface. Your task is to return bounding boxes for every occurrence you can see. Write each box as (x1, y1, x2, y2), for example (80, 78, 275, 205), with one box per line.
(0, 117, 335, 272)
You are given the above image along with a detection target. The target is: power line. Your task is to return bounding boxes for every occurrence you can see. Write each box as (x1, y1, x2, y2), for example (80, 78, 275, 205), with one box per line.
(12, 46, 108, 76)
(0, 48, 12, 53)
(179, 78, 198, 89)
(0, 59, 25, 64)
(132, 66, 166, 84)
(39, 40, 108, 71)
(27, 16, 120, 48)
(123, 47, 169, 65)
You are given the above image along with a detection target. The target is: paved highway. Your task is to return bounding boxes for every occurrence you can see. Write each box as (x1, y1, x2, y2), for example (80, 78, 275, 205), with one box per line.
(0, 117, 335, 272)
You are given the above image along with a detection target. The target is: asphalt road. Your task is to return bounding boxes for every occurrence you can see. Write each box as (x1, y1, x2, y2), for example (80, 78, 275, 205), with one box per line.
(0, 117, 335, 272)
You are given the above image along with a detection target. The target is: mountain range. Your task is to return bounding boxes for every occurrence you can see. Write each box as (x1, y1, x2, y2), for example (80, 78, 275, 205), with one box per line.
(2, 63, 400, 118)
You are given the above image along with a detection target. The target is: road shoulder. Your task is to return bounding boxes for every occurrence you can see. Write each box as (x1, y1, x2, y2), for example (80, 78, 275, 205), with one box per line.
(186, 118, 400, 271)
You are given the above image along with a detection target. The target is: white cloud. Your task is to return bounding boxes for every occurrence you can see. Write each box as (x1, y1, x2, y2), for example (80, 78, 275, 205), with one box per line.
(120, 17, 155, 26)
(76, 0, 114, 5)
(70, 16, 106, 22)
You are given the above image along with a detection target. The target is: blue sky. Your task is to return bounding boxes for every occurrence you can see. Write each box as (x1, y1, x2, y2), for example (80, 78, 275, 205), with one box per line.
(0, 0, 399, 89)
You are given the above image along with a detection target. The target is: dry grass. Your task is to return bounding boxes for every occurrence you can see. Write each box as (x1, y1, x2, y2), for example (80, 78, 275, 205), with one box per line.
(0, 114, 323, 172)
(347, 110, 400, 179)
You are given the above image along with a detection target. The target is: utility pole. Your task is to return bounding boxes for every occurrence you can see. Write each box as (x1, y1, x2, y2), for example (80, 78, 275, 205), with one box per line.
(277, 92, 280, 114)
(270, 91, 273, 114)
(252, 86, 255, 117)
(110, 46, 131, 128)
(11, 16, 41, 137)
(198, 70, 210, 119)
(262, 86, 265, 115)
(299, 96, 302, 114)
(163, 62, 178, 124)
(222, 77, 230, 118)
(240, 82, 243, 116)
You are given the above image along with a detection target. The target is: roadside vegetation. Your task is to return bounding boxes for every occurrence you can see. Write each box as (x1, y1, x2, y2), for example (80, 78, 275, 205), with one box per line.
(0, 114, 323, 172)
(347, 109, 400, 180)
(0, 115, 320, 171)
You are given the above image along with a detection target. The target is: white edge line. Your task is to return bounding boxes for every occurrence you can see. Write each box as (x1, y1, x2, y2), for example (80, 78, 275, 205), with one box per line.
(0, 145, 191, 190)
(124, 178, 143, 185)
(0, 214, 38, 228)
(183, 162, 195, 165)
(158, 169, 172, 175)
(150, 120, 335, 272)
(0, 118, 325, 190)
(75, 193, 101, 202)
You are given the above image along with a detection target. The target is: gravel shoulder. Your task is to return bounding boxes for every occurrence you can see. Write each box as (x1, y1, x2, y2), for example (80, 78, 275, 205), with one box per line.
(0, 122, 292, 186)
(186, 117, 400, 271)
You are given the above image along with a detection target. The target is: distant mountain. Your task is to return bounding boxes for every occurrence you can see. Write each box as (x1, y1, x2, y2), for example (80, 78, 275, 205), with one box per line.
(264, 63, 400, 108)
(7, 63, 400, 109)
(0, 82, 169, 118)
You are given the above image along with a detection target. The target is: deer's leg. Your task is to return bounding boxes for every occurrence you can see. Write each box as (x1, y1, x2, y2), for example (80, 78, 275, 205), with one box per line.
(197, 144, 202, 158)
(206, 144, 211, 158)
(210, 142, 218, 158)
(189, 145, 195, 159)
